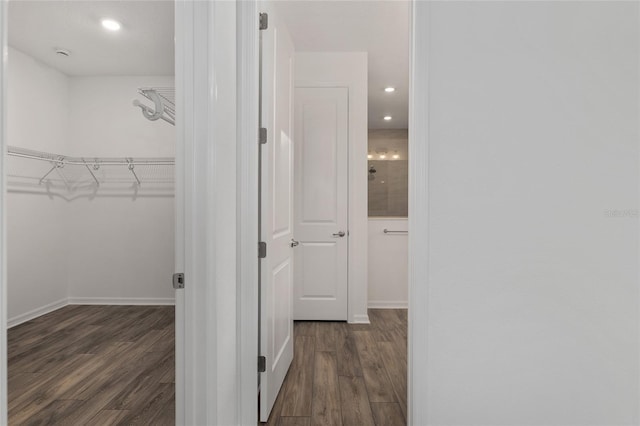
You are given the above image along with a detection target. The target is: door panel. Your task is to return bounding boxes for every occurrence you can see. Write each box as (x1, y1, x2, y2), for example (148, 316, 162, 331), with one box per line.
(273, 131, 292, 236)
(259, 5, 295, 422)
(294, 87, 349, 321)
(300, 103, 339, 224)
(300, 242, 339, 297)
(271, 259, 292, 363)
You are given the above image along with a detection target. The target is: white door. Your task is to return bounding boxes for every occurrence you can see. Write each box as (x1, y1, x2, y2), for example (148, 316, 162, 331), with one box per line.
(259, 6, 295, 422)
(293, 87, 349, 321)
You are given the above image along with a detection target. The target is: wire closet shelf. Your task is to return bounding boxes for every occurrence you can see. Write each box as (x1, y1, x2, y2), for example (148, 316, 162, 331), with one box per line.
(133, 87, 175, 126)
(6, 87, 176, 189)
(6, 146, 174, 188)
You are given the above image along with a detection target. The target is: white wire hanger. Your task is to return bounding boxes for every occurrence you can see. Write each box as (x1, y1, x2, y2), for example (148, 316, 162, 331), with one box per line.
(133, 87, 175, 126)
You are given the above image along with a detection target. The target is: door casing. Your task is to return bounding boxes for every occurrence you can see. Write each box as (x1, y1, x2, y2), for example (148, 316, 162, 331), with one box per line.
(0, 2, 8, 423)
(295, 74, 369, 324)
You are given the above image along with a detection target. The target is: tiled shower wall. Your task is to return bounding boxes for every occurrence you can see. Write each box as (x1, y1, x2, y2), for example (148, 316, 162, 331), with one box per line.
(368, 129, 408, 217)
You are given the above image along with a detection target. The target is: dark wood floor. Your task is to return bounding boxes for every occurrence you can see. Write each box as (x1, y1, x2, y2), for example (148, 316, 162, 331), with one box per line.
(264, 309, 407, 426)
(8, 305, 175, 425)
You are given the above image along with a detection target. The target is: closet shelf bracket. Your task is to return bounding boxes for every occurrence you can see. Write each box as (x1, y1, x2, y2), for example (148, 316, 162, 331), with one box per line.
(133, 87, 175, 126)
(82, 158, 100, 187)
(38, 157, 64, 185)
(127, 158, 142, 186)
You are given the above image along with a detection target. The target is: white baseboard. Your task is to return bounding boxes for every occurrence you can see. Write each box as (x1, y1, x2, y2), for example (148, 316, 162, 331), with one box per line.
(349, 313, 370, 324)
(8, 298, 68, 328)
(368, 300, 408, 309)
(8, 297, 176, 329)
(68, 297, 175, 305)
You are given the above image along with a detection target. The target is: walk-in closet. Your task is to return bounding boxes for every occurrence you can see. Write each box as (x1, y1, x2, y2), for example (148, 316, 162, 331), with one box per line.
(5, 1, 176, 423)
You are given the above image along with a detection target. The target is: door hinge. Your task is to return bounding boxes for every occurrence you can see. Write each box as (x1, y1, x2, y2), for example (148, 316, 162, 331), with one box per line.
(172, 273, 185, 289)
(259, 127, 267, 144)
(259, 13, 268, 30)
(258, 242, 267, 259)
(258, 356, 266, 373)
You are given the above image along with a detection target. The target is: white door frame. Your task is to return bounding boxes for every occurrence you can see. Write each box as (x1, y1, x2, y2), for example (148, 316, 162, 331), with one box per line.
(176, 0, 260, 423)
(236, 1, 260, 425)
(178, 0, 261, 423)
(175, 1, 251, 424)
(0, 1, 8, 423)
(408, 1, 427, 424)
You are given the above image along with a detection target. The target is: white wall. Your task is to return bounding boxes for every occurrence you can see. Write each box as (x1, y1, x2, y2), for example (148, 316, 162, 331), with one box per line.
(67, 77, 175, 158)
(6, 47, 69, 323)
(295, 52, 369, 323)
(6, 47, 175, 323)
(368, 218, 407, 308)
(66, 76, 175, 303)
(416, 2, 639, 424)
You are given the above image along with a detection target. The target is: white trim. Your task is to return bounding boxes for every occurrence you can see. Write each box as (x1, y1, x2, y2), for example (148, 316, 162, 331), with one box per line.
(408, 1, 427, 425)
(8, 298, 175, 328)
(0, 1, 8, 423)
(346, 70, 370, 326)
(174, 0, 187, 423)
(68, 297, 175, 306)
(178, 2, 239, 424)
(368, 301, 408, 310)
(350, 314, 371, 324)
(8, 298, 68, 328)
(236, 1, 259, 425)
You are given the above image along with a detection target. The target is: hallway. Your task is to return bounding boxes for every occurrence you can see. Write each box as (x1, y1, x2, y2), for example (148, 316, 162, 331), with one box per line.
(264, 309, 407, 426)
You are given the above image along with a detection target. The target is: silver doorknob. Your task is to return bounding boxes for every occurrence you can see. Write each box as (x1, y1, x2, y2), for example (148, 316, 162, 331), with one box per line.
(332, 231, 346, 238)
(290, 239, 300, 247)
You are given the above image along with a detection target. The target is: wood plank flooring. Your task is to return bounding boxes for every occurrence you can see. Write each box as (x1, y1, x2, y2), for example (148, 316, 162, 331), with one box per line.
(9, 305, 404, 425)
(263, 309, 407, 426)
(8, 305, 175, 425)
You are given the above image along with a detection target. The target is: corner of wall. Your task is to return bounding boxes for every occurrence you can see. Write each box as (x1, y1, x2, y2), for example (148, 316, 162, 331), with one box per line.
(7, 298, 68, 328)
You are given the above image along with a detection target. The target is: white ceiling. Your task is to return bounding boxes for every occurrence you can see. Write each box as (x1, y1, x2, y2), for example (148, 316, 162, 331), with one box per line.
(8, 0, 174, 76)
(7, 0, 408, 129)
(275, 0, 410, 129)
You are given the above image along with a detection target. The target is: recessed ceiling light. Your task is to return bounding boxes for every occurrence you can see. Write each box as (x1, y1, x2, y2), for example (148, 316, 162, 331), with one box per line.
(383, 116, 392, 121)
(367, 154, 373, 159)
(101, 19, 121, 32)
(379, 154, 386, 159)
(385, 87, 395, 93)
(393, 154, 399, 159)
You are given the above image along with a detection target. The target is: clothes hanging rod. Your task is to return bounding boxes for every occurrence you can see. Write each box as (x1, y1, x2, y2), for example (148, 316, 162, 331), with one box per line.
(383, 229, 408, 234)
(6, 146, 175, 166)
